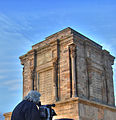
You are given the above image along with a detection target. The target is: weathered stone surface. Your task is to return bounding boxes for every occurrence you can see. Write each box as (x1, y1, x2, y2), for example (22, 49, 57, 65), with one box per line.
(39, 69, 53, 104)
(54, 98, 79, 120)
(78, 97, 116, 120)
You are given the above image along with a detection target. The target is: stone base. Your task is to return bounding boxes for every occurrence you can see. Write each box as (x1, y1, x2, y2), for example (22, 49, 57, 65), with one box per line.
(53, 97, 116, 120)
(3, 112, 12, 120)
(3, 98, 116, 120)
(53, 98, 79, 119)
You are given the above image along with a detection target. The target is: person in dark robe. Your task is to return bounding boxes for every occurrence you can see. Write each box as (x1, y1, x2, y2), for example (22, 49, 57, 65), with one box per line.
(11, 90, 41, 120)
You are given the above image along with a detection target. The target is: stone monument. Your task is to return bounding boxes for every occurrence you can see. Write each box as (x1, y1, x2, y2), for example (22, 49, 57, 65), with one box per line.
(4, 27, 116, 120)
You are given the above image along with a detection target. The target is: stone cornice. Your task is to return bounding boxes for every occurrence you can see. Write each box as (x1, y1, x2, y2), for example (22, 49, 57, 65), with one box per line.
(74, 36, 115, 64)
(72, 32, 102, 49)
(21, 27, 115, 64)
(36, 44, 51, 54)
(19, 54, 28, 61)
(19, 49, 36, 59)
(36, 61, 53, 73)
(19, 54, 28, 65)
(32, 27, 72, 50)
(32, 39, 47, 49)
(74, 37, 103, 57)
(46, 27, 72, 40)
(59, 35, 73, 46)
(78, 98, 116, 112)
(19, 49, 36, 65)
(102, 50, 115, 65)
(36, 34, 73, 52)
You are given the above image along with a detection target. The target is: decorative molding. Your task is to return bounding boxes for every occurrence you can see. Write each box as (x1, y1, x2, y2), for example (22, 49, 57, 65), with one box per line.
(69, 43, 76, 58)
(55, 97, 116, 112)
(73, 34, 102, 50)
(46, 27, 72, 40)
(37, 62, 53, 73)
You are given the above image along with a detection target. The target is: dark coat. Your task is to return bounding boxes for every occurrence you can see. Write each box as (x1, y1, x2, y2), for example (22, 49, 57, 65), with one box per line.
(11, 100, 41, 120)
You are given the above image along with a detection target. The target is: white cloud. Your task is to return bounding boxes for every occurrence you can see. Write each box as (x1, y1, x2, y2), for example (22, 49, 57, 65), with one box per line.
(1, 79, 22, 91)
(0, 13, 33, 48)
(0, 13, 30, 94)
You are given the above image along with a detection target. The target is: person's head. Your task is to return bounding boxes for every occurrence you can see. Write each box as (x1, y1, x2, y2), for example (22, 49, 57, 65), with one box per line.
(23, 90, 41, 104)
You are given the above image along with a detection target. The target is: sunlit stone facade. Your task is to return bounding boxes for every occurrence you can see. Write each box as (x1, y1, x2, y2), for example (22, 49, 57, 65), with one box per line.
(20, 27, 116, 119)
(4, 27, 116, 120)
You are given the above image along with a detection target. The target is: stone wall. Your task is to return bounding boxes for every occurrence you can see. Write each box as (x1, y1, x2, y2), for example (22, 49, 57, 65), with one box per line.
(78, 98, 116, 120)
(73, 34, 115, 106)
(53, 97, 116, 120)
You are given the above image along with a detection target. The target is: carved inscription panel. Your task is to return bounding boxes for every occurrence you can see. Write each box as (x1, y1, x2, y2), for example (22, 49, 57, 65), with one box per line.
(39, 69, 53, 104)
(37, 50, 52, 66)
(89, 71, 103, 102)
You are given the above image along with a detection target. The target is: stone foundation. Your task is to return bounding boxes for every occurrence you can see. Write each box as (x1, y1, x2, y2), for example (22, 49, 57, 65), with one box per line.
(3, 112, 12, 120)
(53, 97, 116, 120)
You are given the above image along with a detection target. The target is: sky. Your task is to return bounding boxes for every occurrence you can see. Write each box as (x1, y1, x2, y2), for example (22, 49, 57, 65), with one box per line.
(0, 0, 116, 115)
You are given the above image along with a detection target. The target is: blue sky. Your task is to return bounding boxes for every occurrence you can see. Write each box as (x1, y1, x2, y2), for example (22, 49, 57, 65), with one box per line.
(0, 0, 116, 114)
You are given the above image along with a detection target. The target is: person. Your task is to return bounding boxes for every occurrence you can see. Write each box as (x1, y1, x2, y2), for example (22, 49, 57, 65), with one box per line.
(11, 90, 41, 120)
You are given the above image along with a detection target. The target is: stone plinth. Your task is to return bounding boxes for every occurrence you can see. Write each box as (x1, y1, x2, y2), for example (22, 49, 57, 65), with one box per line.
(53, 97, 116, 120)
(3, 112, 12, 120)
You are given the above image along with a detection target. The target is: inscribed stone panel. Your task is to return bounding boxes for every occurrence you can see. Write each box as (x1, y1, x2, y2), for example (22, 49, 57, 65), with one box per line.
(89, 71, 103, 102)
(39, 69, 53, 104)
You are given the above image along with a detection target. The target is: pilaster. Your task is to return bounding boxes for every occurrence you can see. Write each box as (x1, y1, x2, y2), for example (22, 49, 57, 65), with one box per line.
(69, 43, 77, 97)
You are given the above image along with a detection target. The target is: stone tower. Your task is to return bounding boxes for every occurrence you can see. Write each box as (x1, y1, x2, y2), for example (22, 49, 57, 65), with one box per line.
(20, 27, 116, 120)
